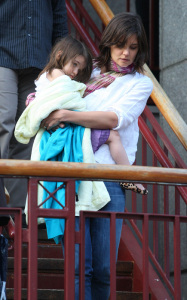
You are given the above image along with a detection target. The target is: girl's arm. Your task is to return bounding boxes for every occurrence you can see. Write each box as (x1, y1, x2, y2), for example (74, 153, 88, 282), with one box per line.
(41, 109, 118, 130)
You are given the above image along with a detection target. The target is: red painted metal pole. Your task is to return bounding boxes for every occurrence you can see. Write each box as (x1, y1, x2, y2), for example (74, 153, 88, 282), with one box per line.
(175, 187, 181, 215)
(64, 180, 76, 300)
(139, 116, 174, 168)
(152, 128, 159, 259)
(141, 114, 148, 213)
(128, 214, 174, 296)
(27, 178, 38, 300)
(139, 116, 187, 202)
(164, 186, 170, 278)
(142, 107, 187, 169)
(149, 0, 154, 69)
(66, 2, 99, 57)
(72, 0, 102, 41)
(110, 213, 116, 300)
(79, 211, 85, 300)
(174, 216, 181, 300)
(143, 214, 149, 299)
(14, 210, 22, 300)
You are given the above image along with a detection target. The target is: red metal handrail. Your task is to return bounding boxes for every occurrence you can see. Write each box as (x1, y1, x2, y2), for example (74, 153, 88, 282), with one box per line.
(69, 0, 102, 43)
(142, 106, 186, 169)
(80, 210, 187, 299)
(66, 1, 99, 56)
(1, 163, 187, 299)
(124, 209, 175, 295)
(27, 178, 76, 300)
(138, 116, 187, 202)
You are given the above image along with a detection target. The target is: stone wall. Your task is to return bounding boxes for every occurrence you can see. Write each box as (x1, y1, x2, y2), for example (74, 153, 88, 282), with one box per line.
(159, 0, 187, 160)
(159, 1, 187, 298)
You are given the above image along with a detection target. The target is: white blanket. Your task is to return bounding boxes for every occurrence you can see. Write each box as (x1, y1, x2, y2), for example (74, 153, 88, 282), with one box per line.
(15, 75, 87, 144)
(14, 76, 110, 222)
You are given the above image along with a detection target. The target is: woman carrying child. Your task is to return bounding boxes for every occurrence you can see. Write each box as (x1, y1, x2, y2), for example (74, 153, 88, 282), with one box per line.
(39, 12, 153, 300)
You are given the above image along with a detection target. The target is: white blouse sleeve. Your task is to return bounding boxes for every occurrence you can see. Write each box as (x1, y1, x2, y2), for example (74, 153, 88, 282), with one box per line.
(106, 74, 153, 130)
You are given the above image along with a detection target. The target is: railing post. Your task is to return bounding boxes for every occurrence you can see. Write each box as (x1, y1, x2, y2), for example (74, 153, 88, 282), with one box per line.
(110, 213, 116, 300)
(79, 211, 85, 300)
(27, 178, 38, 300)
(152, 128, 159, 258)
(141, 114, 148, 213)
(64, 180, 76, 300)
(143, 214, 149, 300)
(164, 185, 170, 278)
(13, 209, 22, 300)
(174, 216, 181, 300)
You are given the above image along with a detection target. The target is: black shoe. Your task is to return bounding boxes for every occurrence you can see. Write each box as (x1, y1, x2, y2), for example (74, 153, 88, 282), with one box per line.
(22, 213, 27, 228)
(0, 216, 10, 226)
(38, 223, 46, 229)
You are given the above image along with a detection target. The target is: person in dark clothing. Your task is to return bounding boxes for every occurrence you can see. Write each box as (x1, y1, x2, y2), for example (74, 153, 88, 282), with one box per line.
(0, 0, 68, 214)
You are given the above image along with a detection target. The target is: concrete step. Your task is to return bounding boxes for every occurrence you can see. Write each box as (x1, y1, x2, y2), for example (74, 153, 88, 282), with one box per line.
(6, 289, 149, 300)
(8, 257, 133, 275)
(7, 258, 134, 291)
(6, 228, 150, 298)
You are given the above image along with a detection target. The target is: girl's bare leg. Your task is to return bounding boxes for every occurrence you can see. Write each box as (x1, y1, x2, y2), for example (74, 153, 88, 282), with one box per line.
(106, 130, 148, 194)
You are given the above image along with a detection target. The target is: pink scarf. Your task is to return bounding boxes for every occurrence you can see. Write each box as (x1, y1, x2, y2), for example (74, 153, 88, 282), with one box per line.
(26, 60, 134, 105)
(84, 60, 134, 97)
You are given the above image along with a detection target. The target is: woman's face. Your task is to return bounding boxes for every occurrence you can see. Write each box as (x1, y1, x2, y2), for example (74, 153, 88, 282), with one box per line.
(110, 34, 139, 67)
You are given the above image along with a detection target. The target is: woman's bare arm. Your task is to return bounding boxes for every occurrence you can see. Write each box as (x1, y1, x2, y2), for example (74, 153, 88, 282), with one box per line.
(41, 109, 118, 130)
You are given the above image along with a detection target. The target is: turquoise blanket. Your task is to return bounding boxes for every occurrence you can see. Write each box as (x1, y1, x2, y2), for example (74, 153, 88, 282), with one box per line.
(39, 124, 85, 244)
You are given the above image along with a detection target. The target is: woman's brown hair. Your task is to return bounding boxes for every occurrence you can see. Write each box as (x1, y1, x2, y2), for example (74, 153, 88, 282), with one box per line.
(95, 12, 149, 73)
(37, 35, 92, 83)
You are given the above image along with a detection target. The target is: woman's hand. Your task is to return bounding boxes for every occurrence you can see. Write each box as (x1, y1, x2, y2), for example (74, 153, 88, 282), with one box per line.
(41, 110, 66, 130)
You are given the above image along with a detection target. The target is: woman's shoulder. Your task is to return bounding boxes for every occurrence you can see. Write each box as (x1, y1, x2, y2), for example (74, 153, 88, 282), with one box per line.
(132, 72, 153, 95)
(127, 71, 153, 91)
(135, 71, 152, 82)
(112, 71, 153, 97)
(116, 71, 153, 87)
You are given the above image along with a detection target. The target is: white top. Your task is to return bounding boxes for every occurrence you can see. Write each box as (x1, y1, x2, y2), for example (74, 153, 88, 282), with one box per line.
(35, 73, 50, 95)
(85, 68, 153, 165)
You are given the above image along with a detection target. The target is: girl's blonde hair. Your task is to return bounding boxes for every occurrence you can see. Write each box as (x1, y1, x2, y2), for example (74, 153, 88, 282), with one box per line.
(38, 35, 92, 83)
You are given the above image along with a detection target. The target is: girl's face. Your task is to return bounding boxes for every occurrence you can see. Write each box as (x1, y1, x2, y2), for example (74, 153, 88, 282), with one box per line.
(110, 34, 139, 67)
(62, 55, 86, 80)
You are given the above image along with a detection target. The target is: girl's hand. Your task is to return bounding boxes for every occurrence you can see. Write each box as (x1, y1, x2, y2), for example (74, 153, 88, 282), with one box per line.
(41, 110, 66, 130)
(25, 93, 36, 106)
(49, 122, 66, 131)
